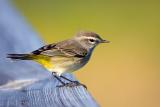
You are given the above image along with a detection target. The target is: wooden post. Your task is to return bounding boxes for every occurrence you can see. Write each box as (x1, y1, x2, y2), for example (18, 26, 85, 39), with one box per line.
(0, 0, 99, 107)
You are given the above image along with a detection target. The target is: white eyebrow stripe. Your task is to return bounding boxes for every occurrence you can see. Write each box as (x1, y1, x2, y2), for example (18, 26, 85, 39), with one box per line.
(78, 36, 99, 41)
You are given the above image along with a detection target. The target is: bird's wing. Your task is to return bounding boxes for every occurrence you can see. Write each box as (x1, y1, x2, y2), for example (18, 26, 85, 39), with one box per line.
(32, 43, 56, 55)
(32, 40, 87, 58)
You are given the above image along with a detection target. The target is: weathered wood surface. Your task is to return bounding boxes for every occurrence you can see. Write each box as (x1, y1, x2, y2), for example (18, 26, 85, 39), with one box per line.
(0, 0, 99, 107)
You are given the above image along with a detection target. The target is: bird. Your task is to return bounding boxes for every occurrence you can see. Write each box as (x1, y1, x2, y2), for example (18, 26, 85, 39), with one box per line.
(7, 31, 110, 88)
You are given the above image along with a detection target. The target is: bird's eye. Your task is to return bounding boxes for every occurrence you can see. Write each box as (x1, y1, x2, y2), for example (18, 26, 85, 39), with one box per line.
(89, 39, 95, 43)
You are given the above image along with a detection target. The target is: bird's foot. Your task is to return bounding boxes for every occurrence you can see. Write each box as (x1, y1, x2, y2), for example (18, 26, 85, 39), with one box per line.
(56, 81, 87, 89)
(72, 81, 87, 89)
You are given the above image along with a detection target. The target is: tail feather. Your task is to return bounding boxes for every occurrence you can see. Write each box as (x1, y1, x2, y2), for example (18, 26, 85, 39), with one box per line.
(7, 54, 32, 60)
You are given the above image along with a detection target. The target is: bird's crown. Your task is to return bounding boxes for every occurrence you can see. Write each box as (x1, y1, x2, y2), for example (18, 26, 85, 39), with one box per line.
(75, 31, 109, 44)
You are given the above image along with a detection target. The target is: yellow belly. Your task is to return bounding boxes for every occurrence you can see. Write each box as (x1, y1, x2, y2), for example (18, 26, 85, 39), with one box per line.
(33, 55, 88, 76)
(33, 55, 53, 70)
(33, 55, 78, 72)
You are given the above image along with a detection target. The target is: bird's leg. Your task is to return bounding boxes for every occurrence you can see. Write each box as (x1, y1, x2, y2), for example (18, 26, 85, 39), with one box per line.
(60, 75, 74, 82)
(60, 75, 87, 89)
(52, 72, 65, 86)
(52, 72, 87, 89)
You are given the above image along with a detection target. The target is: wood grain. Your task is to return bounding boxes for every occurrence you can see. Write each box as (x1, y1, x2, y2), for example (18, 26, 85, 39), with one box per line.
(0, 0, 99, 107)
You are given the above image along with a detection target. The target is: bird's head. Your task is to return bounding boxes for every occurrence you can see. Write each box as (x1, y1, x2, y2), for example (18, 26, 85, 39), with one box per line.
(74, 31, 110, 50)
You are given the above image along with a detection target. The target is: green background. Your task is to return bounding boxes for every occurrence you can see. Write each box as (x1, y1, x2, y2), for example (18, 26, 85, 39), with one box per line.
(13, 0, 160, 107)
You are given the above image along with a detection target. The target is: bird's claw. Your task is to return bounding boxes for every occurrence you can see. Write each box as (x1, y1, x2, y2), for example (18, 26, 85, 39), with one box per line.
(56, 81, 87, 89)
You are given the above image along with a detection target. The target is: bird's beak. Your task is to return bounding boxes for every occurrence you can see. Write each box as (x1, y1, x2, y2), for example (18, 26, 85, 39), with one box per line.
(101, 39, 110, 43)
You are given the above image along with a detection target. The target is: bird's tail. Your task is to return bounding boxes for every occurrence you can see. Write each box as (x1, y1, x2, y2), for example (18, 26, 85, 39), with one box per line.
(7, 54, 33, 60)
